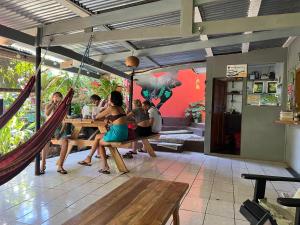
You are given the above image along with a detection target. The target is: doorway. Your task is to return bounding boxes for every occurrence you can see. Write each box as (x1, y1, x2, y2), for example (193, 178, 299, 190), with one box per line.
(210, 78, 242, 155)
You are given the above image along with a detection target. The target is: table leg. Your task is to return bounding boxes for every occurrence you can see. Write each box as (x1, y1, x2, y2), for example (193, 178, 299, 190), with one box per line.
(142, 139, 156, 157)
(71, 126, 82, 139)
(173, 205, 180, 225)
(108, 147, 129, 173)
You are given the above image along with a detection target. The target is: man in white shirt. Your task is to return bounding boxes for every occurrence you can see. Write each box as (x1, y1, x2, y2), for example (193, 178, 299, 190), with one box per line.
(142, 100, 162, 133)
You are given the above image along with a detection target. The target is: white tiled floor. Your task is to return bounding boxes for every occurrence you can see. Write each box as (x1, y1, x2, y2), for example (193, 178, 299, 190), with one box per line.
(0, 149, 296, 225)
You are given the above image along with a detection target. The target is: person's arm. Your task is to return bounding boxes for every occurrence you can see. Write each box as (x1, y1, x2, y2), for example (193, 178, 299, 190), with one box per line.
(127, 111, 134, 118)
(45, 103, 56, 117)
(148, 109, 155, 126)
(95, 107, 111, 120)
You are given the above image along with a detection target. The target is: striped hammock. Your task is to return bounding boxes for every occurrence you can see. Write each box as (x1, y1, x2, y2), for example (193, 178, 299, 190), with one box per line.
(0, 89, 74, 185)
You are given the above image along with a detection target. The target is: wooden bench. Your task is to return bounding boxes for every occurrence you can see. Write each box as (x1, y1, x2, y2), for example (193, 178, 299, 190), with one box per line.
(52, 134, 160, 173)
(63, 177, 189, 225)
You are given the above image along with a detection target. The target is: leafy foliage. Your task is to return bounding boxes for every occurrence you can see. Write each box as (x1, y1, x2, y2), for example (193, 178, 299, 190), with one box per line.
(185, 101, 205, 123)
(0, 60, 125, 154)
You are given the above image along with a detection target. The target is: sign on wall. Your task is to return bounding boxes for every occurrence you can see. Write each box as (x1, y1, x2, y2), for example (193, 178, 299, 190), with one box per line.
(226, 64, 248, 78)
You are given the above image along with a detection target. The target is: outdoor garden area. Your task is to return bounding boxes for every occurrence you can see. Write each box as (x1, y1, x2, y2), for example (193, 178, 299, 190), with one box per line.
(0, 60, 124, 156)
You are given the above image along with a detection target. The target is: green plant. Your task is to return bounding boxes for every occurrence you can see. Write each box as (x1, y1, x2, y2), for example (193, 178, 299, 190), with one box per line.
(185, 101, 205, 123)
(91, 77, 119, 99)
(0, 111, 33, 156)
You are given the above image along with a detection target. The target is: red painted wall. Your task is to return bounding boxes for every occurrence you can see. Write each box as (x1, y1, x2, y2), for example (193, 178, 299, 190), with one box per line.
(132, 69, 206, 118)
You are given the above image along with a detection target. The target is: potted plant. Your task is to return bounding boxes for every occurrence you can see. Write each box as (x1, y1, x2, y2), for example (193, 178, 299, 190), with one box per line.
(185, 101, 205, 123)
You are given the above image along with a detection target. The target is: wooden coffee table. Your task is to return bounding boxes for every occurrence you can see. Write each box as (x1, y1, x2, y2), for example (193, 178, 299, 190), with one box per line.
(63, 177, 189, 225)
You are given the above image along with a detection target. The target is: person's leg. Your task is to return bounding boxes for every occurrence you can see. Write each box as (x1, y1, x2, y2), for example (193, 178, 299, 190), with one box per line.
(132, 141, 138, 153)
(57, 139, 68, 174)
(98, 140, 110, 173)
(40, 142, 50, 173)
(79, 134, 103, 165)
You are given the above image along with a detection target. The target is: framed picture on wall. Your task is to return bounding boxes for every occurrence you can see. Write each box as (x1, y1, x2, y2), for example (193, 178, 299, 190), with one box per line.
(267, 81, 277, 93)
(253, 81, 264, 93)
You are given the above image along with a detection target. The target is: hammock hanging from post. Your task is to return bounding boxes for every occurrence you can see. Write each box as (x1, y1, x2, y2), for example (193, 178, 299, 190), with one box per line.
(0, 89, 74, 185)
(0, 76, 36, 129)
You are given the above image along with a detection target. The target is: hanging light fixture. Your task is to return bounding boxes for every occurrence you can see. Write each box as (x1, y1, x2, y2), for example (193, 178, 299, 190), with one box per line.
(125, 56, 140, 68)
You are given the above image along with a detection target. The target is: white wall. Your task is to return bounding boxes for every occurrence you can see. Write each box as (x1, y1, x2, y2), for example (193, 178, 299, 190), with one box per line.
(205, 47, 287, 161)
(286, 37, 300, 174)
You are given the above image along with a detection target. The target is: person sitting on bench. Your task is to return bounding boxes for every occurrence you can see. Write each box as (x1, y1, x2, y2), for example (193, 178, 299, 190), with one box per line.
(79, 91, 128, 174)
(41, 92, 69, 175)
(123, 99, 152, 158)
(137, 100, 162, 153)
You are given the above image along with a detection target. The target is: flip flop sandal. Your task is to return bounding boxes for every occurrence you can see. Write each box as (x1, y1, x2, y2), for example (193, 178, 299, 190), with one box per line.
(78, 161, 92, 166)
(40, 166, 46, 175)
(128, 151, 137, 155)
(95, 155, 110, 159)
(57, 169, 68, 174)
(98, 169, 110, 174)
(123, 153, 133, 159)
(138, 149, 147, 153)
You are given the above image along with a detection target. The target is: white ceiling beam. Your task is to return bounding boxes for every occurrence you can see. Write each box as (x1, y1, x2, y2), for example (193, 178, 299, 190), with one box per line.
(42, 25, 183, 46)
(242, 0, 262, 53)
(43, 12, 300, 46)
(194, 7, 213, 57)
(141, 62, 206, 75)
(96, 27, 300, 62)
(195, 12, 300, 35)
(282, 36, 297, 48)
(43, 0, 180, 36)
(181, 0, 194, 36)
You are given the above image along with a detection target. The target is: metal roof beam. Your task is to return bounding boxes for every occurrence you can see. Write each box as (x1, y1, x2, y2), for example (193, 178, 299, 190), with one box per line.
(0, 46, 101, 78)
(141, 62, 206, 75)
(0, 24, 128, 79)
(194, 7, 213, 57)
(96, 27, 300, 62)
(42, 0, 180, 36)
(242, 0, 262, 53)
(47, 46, 130, 79)
(41, 25, 182, 46)
(195, 12, 300, 35)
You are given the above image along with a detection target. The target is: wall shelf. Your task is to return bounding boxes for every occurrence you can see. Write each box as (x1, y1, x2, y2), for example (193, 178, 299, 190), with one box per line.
(274, 120, 300, 125)
(227, 92, 242, 95)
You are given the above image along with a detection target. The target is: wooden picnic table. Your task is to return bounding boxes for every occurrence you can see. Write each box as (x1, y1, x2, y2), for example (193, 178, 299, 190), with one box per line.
(57, 118, 159, 173)
(63, 177, 189, 225)
(63, 118, 107, 139)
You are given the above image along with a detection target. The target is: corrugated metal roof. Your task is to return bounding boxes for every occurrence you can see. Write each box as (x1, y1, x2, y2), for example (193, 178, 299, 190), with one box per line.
(259, 0, 300, 16)
(73, 0, 158, 14)
(199, 0, 249, 21)
(212, 44, 242, 55)
(108, 11, 180, 30)
(130, 36, 200, 49)
(63, 42, 128, 55)
(151, 50, 206, 66)
(0, 0, 77, 30)
(249, 38, 287, 51)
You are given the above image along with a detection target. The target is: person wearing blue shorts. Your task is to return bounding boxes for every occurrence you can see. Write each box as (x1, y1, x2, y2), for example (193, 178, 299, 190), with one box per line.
(79, 91, 128, 174)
